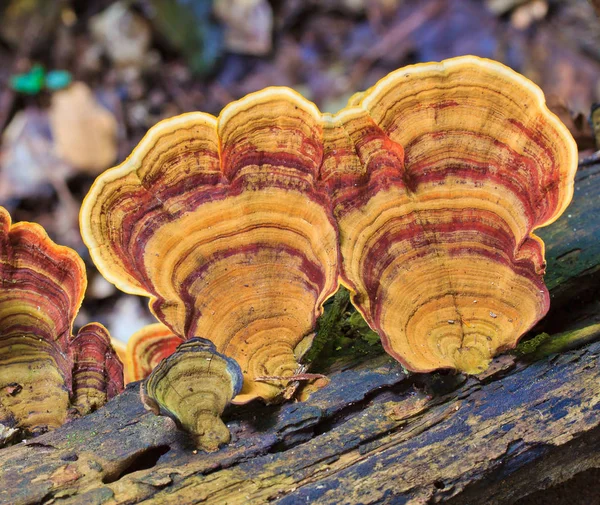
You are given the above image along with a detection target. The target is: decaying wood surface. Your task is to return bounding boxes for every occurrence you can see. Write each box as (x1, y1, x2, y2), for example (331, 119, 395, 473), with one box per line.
(1, 163, 599, 505)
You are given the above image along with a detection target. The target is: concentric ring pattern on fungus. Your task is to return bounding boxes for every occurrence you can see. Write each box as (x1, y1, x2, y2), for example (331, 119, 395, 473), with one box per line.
(81, 90, 340, 403)
(142, 337, 243, 452)
(321, 56, 577, 373)
(126, 323, 183, 383)
(82, 55, 577, 383)
(70, 322, 125, 415)
(0, 207, 84, 432)
(0, 207, 124, 434)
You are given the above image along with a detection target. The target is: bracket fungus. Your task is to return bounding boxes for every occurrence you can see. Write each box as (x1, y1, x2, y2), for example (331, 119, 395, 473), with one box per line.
(321, 56, 577, 373)
(81, 90, 340, 403)
(141, 337, 243, 452)
(70, 323, 124, 415)
(82, 55, 576, 388)
(125, 323, 183, 383)
(0, 207, 123, 437)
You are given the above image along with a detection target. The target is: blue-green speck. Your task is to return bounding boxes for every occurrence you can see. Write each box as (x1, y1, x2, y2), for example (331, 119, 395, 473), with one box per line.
(10, 64, 45, 95)
(45, 70, 72, 91)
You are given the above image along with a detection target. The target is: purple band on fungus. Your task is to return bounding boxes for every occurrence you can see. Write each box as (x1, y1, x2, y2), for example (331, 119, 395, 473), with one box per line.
(82, 55, 576, 386)
(0, 206, 124, 436)
(81, 90, 341, 403)
(321, 56, 577, 373)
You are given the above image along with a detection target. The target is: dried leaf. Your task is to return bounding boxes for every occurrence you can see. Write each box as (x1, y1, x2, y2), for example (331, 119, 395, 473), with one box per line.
(49, 82, 117, 174)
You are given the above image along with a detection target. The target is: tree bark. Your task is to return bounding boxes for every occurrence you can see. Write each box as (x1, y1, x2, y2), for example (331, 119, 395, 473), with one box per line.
(1, 163, 599, 505)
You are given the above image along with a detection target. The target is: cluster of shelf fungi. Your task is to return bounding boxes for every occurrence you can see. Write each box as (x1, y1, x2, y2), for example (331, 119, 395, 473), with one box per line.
(1, 55, 597, 504)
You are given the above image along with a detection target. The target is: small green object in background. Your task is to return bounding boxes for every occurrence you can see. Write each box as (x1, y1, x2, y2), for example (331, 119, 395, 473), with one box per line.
(45, 70, 72, 90)
(10, 65, 72, 94)
(148, 0, 224, 76)
(10, 64, 45, 95)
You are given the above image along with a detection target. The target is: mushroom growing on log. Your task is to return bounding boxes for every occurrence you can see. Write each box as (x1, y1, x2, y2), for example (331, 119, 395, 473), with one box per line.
(0, 207, 123, 438)
(80, 90, 340, 403)
(141, 337, 243, 452)
(82, 55, 577, 392)
(321, 55, 578, 373)
(70, 322, 124, 415)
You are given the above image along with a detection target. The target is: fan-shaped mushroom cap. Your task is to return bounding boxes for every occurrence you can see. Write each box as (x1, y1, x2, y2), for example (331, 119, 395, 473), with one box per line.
(142, 337, 243, 452)
(0, 207, 124, 434)
(321, 56, 577, 373)
(70, 323, 124, 415)
(125, 323, 183, 383)
(0, 207, 84, 433)
(81, 90, 340, 403)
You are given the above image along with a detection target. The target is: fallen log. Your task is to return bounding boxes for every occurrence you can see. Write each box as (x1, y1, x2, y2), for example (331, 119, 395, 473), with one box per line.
(0, 162, 599, 505)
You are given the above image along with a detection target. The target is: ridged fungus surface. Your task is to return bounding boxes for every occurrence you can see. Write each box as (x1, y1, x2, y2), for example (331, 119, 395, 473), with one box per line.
(142, 337, 243, 452)
(82, 55, 576, 381)
(81, 90, 340, 403)
(0, 207, 123, 435)
(126, 323, 183, 383)
(321, 56, 577, 373)
(70, 322, 124, 415)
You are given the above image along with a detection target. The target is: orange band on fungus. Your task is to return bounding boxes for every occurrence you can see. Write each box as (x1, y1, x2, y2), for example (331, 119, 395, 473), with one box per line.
(126, 323, 183, 383)
(81, 90, 340, 403)
(321, 56, 577, 373)
(0, 206, 85, 432)
(109, 337, 128, 376)
(82, 55, 577, 382)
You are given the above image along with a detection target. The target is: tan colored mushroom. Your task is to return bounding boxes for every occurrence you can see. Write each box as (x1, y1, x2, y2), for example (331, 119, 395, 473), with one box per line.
(142, 337, 243, 451)
(0, 207, 123, 437)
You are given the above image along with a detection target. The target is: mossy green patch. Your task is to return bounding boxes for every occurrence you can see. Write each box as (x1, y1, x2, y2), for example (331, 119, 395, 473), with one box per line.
(305, 287, 383, 369)
(514, 323, 600, 361)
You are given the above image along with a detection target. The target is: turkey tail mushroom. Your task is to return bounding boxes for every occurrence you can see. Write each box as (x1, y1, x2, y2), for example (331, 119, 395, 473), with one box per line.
(321, 56, 578, 374)
(141, 337, 243, 452)
(81, 55, 577, 385)
(70, 323, 124, 415)
(125, 323, 183, 383)
(80, 90, 340, 404)
(0, 207, 123, 437)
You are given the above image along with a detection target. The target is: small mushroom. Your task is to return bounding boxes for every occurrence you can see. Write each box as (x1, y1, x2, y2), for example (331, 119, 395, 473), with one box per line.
(0, 207, 83, 433)
(141, 337, 243, 452)
(70, 323, 124, 415)
(81, 89, 340, 403)
(321, 56, 577, 373)
(125, 323, 183, 383)
(0, 206, 123, 436)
